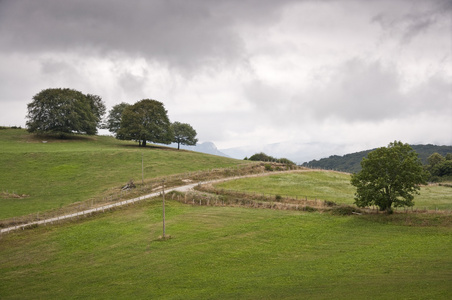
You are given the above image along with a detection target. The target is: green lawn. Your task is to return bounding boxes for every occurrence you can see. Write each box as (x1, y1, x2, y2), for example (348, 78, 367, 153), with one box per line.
(214, 171, 452, 210)
(0, 129, 244, 219)
(1, 200, 451, 299)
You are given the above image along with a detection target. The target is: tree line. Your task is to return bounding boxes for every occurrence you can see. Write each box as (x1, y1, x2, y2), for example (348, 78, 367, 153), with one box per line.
(26, 88, 198, 149)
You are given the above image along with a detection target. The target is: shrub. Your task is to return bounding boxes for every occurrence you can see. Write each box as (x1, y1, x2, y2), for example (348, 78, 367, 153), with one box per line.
(330, 206, 362, 216)
(265, 164, 273, 171)
(303, 206, 317, 212)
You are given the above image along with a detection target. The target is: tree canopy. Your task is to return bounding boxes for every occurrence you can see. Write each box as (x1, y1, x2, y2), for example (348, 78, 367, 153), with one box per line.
(26, 88, 105, 137)
(171, 122, 198, 150)
(425, 152, 452, 180)
(117, 99, 172, 147)
(351, 141, 428, 212)
(105, 102, 130, 137)
(247, 152, 295, 165)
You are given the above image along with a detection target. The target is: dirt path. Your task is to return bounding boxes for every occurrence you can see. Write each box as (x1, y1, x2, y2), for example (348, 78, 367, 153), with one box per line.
(0, 169, 310, 234)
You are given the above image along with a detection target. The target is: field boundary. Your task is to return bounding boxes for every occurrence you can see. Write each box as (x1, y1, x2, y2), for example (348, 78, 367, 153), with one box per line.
(0, 168, 310, 234)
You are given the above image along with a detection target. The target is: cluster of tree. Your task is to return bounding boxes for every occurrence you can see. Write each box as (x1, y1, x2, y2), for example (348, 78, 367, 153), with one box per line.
(26, 88, 105, 137)
(424, 152, 452, 181)
(26, 88, 198, 149)
(245, 152, 295, 165)
(351, 141, 428, 213)
(104, 100, 197, 148)
(303, 145, 452, 173)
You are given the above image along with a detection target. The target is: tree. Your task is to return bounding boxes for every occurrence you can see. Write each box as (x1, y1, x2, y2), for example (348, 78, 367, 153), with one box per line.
(351, 141, 428, 212)
(427, 152, 445, 167)
(248, 152, 295, 165)
(117, 99, 172, 147)
(26, 88, 105, 137)
(105, 102, 130, 136)
(170, 122, 198, 150)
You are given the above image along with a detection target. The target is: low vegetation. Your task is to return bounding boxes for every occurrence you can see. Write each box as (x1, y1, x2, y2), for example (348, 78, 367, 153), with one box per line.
(0, 128, 246, 219)
(213, 171, 452, 210)
(1, 128, 451, 299)
(1, 199, 451, 299)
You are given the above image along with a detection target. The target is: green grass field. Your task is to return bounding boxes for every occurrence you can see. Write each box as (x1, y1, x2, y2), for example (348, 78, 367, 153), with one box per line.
(1, 199, 451, 299)
(1, 128, 452, 299)
(0, 129, 244, 219)
(214, 171, 452, 210)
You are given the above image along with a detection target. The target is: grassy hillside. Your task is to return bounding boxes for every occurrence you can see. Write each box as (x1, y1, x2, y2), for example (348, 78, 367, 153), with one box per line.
(0, 128, 245, 219)
(1, 200, 451, 299)
(214, 171, 452, 210)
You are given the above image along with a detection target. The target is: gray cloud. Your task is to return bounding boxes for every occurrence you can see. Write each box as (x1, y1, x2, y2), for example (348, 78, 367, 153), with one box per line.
(0, 0, 298, 74)
(372, 0, 451, 44)
(245, 58, 451, 126)
(0, 0, 450, 157)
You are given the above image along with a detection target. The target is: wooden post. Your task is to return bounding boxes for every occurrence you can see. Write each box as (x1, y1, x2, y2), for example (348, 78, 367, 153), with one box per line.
(162, 179, 166, 238)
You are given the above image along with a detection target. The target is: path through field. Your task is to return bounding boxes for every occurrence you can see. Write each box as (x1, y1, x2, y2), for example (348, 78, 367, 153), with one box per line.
(1, 170, 311, 234)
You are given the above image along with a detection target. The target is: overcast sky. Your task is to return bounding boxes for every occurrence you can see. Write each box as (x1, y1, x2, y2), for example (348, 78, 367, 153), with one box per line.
(0, 0, 451, 160)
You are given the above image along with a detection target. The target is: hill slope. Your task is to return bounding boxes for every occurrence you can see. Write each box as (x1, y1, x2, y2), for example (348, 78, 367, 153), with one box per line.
(0, 128, 244, 219)
(302, 144, 452, 173)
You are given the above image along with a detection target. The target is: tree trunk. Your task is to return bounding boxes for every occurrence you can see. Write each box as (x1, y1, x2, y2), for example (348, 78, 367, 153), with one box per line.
(141, 139, 146, 147)
(177, 142, 180, 150)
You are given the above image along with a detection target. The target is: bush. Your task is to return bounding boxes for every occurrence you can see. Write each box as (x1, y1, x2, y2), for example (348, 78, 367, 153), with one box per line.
(324, 200, 336, 207)
(265, 164, 273, 171)
(303, 206, 317, 212)
(330, 206, 362, 216)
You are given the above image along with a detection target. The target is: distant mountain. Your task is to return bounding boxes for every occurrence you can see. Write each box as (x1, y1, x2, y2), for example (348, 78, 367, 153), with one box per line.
(220, 141, 354, 165)
(302, 144, 452, 173)
(164, 141, 230, 157)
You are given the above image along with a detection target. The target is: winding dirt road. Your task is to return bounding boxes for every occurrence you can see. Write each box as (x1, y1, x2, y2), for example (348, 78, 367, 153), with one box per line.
(1, 170, 307, 234)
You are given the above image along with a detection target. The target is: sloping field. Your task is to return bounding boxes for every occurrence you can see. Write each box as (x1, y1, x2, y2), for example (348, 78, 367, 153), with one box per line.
(0, 129, 245, 219)
(1, 200, 451, 299)
(214, 171, 452, 210)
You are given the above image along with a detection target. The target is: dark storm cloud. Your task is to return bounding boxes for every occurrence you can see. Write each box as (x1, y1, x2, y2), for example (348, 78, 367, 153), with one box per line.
(0, 0, 297, 72)
(372, 0, 451, 44)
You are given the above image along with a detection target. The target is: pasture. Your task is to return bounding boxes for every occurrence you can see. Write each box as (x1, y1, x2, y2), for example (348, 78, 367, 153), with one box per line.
(1, 199, 451, 299)
(214, 171, 452, 210)
(0, 129, 244, 219)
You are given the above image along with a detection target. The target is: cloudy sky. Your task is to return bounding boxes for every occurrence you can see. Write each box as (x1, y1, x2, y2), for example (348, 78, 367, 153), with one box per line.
(0, 0, 451, 161)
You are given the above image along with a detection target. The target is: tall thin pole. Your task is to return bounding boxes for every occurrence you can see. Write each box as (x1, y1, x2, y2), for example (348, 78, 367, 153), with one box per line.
(141, 152, 144, 185)
(162, 179, 166, 238)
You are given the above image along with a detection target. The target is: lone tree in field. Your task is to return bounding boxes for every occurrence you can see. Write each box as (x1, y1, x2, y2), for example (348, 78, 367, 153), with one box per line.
(117, 99, 172, 147)
(26, 88, 106, 137)
(105, 102, 130, 136)
(351, 141, 428, 213)
(171, 121, 198, 150)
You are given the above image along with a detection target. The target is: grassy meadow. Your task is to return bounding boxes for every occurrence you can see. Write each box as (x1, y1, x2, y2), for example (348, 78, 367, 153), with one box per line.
(0, 128, 244, 219)
(0, 199, 451, 299)
(1, 128, 451, 299)
(214, 171, 452, 210)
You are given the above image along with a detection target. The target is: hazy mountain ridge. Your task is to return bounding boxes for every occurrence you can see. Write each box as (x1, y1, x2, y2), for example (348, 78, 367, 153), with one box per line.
(167, 141, 230, 157)
(302, 144, 452, 173)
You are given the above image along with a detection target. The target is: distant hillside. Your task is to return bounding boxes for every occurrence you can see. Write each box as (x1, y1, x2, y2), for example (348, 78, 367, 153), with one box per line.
(302, 144, 452, 173)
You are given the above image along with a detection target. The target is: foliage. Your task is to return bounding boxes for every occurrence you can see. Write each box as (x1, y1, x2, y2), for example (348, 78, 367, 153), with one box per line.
(105, 102, 130, 136)
(351, 141, 428, 212)
(303, 145, 452, 173)
(170, 121, 198, 150)
(424, 152, 452, 181)
(248, 152, 295, 165)
(26, 88, 105, 137)
(117, 99, 173, 147)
